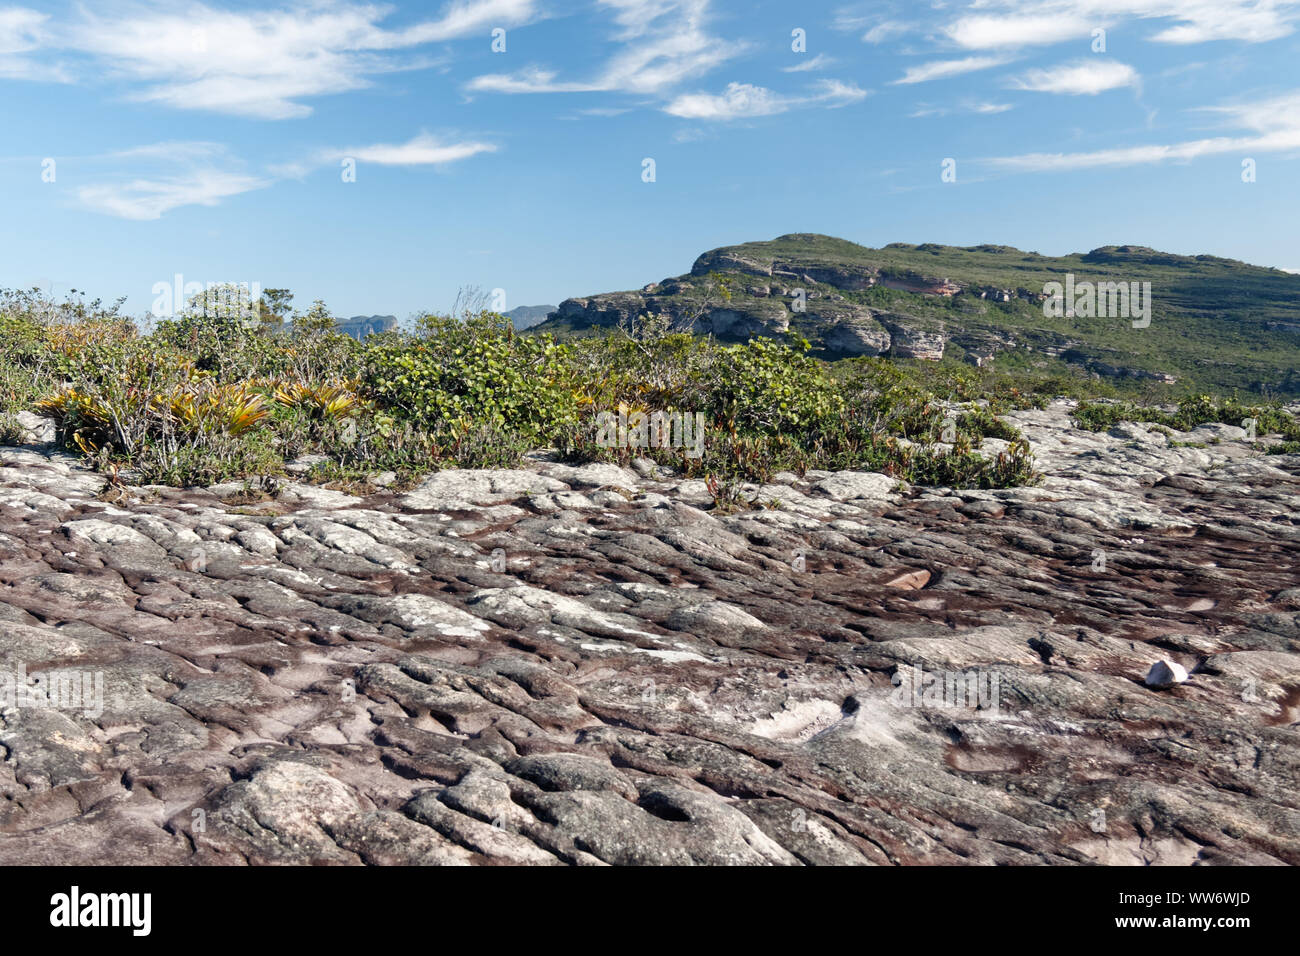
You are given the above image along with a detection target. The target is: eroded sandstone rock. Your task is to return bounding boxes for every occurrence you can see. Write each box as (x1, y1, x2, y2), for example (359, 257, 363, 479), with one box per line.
(0, 403, 1297, 865)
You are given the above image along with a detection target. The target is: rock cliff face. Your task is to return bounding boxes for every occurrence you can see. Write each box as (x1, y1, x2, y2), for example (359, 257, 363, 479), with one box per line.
(552, 285, 935, 358)
(552, 237, 958, 359)
(877, 314, 946, 361)
(539, 234, 1300, 395)
(335, 315, 397, 340)
(1, 408, 1298, 865)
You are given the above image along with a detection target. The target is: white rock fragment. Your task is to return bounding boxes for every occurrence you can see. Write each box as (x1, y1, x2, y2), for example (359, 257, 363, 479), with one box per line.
(1145, 660, 1189, 689)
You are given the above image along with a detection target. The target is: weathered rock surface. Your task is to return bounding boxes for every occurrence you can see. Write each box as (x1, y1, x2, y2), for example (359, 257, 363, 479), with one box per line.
(0, 403, 1297, 865)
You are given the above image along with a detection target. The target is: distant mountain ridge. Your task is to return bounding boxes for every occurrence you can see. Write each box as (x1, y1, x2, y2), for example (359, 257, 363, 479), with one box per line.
(336, 315, 396, 340)
(504, 304, 556, 330)
(534, 234, 1300, 396)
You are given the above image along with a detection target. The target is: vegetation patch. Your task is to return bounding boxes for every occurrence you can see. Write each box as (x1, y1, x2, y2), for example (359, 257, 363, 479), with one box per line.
(14, 280, 1291, 494)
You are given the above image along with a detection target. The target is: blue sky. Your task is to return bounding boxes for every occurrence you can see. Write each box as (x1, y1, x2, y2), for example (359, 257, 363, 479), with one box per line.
(2, 0, 1299, 320)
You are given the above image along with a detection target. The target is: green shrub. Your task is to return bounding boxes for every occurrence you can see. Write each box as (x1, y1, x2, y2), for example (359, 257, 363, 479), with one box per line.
(698, 336, 845, 435)
(1074, 395, 1299, 439)
(364, 312, 579, 445)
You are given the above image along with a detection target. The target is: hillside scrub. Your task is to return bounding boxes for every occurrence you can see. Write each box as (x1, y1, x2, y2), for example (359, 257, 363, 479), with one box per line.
(543, 236, 1300, 398)
(1072, 395, 1300, 452)
(24, 291, 1298, 494)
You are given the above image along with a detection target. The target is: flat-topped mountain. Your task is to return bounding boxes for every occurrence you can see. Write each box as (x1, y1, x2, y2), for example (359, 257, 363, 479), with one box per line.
(336, 314, 397, 340)
(504, 304, 556, 330)
(537, 234, 1300, 396)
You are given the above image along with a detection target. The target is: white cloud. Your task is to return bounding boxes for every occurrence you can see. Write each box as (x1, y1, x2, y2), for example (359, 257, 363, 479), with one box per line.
(783, 53, 835, 73)
(0, 6, 68, 80)
(73, 127, 499, 220)
(0, 6, 44, 52)
(108, 141, 233, 162)
(344, 133, 497, 165)
(813, 79, 869, 107)
(990, 90, 1300, 170)
(468, 0, 747, 96)
(944, 13, 1095, 49)
(1011, 59, 1139, 95)
(894, 55, 1013, 85)
(73, 140, 285, 219)
(936, 1, 1300, 50)
(664, 83, 783, 119)
(77, 167, 267, 220)
(831, 5, 911, 43)
(467, 67, 598, 94)
(991, 136, 1248, 171)
(1142, 0, 1299, 44)
(37, 0, 539, 118)
(1197, 91, 1300, 131)
(663, 79, 868, 120)
(398, 0, 541, 42)
(911, 100, 1013, 118)
(861, 21, 909, 44)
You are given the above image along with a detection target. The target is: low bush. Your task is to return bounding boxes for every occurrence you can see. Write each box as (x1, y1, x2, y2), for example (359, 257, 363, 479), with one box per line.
(0, 293, 1056, 491)
(1073, 394, 1300, 445)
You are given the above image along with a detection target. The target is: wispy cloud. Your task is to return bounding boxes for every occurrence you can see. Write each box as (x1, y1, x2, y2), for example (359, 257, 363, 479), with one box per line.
(340, 133, 497, 166)
(16, 0, 539, 118)
(468, 0, 747, 97)
(831, 5, 910, 43)
(663, 79, 869, 120)
(467, 67, 597, 94)
(894, 55, 1013, 85)
(0, 7, 69, 81)
(911, 100, 1013, 118)
(936, 1, 1300, 49)
(1010, 59, 1139, 95)
(0, 7, 44, 55)
(782, 52, 835, 73)
(75, 142, 268, 219)
(861, 20, 909, 44)
(74, 126, 499, 220)
(990, 90, 1300, 170)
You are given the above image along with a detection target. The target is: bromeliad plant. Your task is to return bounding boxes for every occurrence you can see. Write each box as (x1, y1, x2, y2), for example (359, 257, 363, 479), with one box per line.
(273, 381, 361, 422)
(159, 383, 272, 437)
(37, 381, 272, 455)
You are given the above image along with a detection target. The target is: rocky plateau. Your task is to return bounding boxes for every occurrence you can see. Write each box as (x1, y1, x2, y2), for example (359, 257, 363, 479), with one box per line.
(0, 405, 1298, 865)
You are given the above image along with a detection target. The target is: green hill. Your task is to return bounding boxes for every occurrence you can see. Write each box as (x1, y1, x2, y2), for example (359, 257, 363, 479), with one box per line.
(536, 234, 1300, 396)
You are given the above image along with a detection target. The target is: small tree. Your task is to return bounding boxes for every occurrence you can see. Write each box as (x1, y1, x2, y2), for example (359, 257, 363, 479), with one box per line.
(288, 299, 355, 382)
(258, 288, 294, 327)
(184, 283, 258, 325)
